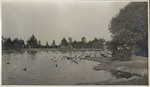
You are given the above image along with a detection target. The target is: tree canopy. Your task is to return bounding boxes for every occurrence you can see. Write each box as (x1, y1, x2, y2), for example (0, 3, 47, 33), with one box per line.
(27, 35, 38, 48)
(51, 40, 56, 46)
(60, 38, 69, 47)
(108, 2, 148, 56)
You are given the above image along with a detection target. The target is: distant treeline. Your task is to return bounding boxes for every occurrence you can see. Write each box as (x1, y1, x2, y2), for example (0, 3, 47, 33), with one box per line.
(2, 35, 106, 50)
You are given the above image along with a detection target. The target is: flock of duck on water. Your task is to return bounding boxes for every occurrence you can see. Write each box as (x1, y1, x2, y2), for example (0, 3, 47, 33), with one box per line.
(4, 50, 103, 71)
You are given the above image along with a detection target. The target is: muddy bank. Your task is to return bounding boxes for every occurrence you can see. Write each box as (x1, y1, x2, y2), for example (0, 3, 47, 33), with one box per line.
(77, 75, 148, 85)
(80, 56, 148, 85)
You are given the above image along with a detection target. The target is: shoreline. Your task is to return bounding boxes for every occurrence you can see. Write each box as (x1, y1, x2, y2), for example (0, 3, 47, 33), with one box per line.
(80, 56, 148, 85)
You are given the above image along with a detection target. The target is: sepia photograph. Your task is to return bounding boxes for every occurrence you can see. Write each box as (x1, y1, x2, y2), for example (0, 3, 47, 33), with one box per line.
(1, 0, 149, 85)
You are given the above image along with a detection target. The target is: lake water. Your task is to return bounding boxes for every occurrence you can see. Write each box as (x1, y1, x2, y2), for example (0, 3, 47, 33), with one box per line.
(2, 50, 112, 85)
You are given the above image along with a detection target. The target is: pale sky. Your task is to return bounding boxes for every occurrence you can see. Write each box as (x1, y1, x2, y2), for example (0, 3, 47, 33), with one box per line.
(2, 1, 129, 45)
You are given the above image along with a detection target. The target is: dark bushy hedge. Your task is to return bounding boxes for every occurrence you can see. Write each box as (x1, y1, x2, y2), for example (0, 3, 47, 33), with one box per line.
(112, 48, 132, 61)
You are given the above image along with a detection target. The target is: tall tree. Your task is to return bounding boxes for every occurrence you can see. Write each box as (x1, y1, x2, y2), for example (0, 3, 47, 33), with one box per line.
(12, 38, 20, 49)
(108, 2, 148, 56)
(12, 38, 24, 50)
(27, 35, 38, 48)
(51, 40, 56, 46)
(60, 38, 68, 47)
(68, 37, 72, 44)
(4, 38, 12, 50)
(72, 40, 78, 48)
(93, 38, 99, 42)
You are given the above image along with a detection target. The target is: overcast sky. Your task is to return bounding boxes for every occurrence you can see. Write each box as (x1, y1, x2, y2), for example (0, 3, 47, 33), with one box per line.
(2, 1, 129, 45)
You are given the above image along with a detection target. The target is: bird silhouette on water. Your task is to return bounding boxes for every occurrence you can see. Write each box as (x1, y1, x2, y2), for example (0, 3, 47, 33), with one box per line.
(23, 68, 27, 71)
(55, 64, 58, 67)
(6, 62, 9, 64)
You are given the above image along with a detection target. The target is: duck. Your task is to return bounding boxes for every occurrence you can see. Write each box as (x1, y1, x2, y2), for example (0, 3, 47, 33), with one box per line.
(67, 57, 72, 60)
(6, 62, 9, 64)
(55, 64, 58, 67)
(23, 68, 27, 71)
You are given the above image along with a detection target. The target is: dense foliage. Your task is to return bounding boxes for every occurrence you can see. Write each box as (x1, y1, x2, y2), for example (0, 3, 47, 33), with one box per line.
(2, 36, 25, 50)
(27, 35, 38, 48)
(108, 2, 148, 57)
(2, 35, 106, 50)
